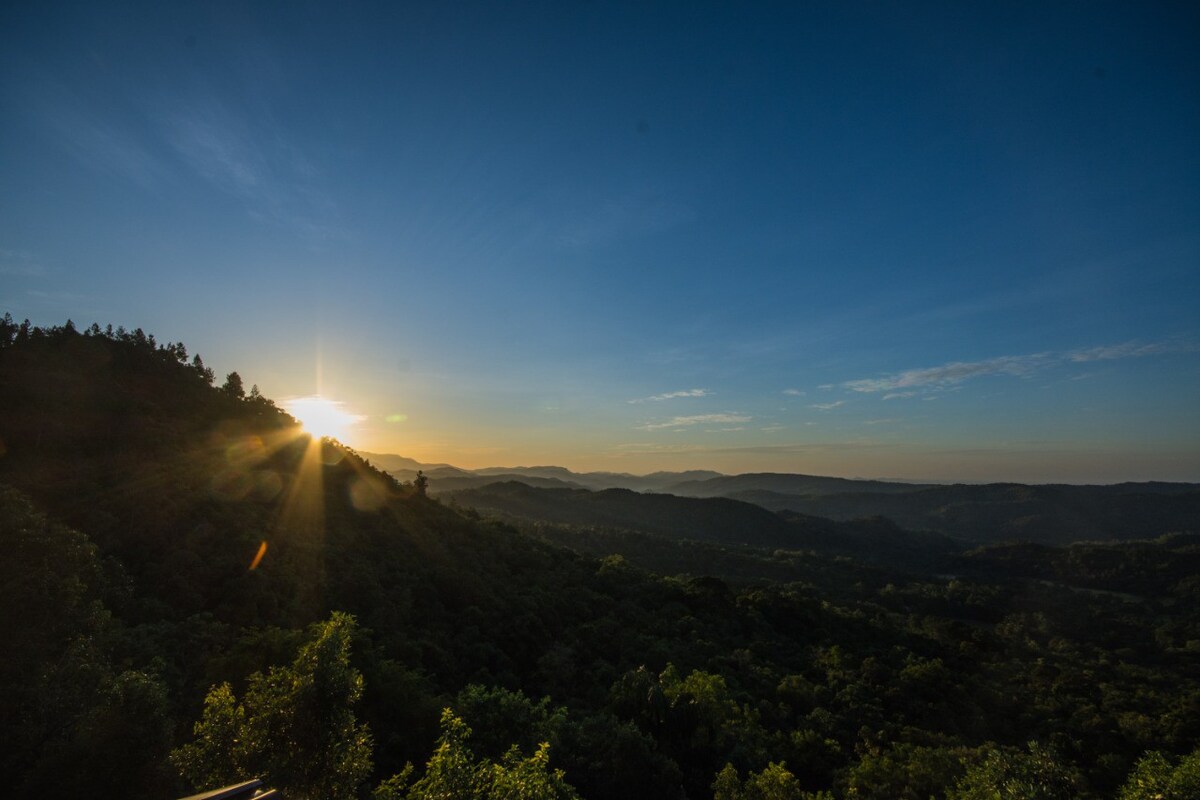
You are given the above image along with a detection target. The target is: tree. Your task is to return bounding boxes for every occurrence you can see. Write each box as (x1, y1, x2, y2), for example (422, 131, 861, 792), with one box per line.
(948, 742, 1080, 800)
(712, 761, 833, 800)
(0, 312, 16, 347)
(844, 743, 970, 800)
(173, 613, 373, 799)
(392, 708, 582, 800)
(1118, 747, 1200, 800)
(223, 371, 246, 398)
(414, 470, 429, 497)
(402, 710, 486, 798)
(193, 354, 215, 384)
(0, 487, 174, 798)
(48, 670, 175, 797)
(170, 683, 248, 789)
(453, 684, 567, 761)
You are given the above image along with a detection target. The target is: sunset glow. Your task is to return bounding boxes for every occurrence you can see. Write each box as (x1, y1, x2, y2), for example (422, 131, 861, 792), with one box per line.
(2, 3, 1197, 482)
(285, 397, 363, 443)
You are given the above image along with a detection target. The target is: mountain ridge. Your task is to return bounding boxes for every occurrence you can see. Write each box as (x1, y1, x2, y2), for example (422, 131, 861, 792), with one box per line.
(360, 450, 1199, 495)
(360, 452, 1200, 544)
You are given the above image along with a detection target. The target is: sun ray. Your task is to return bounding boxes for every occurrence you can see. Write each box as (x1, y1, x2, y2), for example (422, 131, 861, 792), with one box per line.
(283, 396, 364, 442)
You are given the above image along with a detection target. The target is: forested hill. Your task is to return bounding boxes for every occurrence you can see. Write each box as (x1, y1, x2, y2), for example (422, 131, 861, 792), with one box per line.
(443, 481, 961, 571)
(368, 455, 1200, 547)
(358, 452, 727, 493)
(445, 482, 800, 548)
(2, 318, 1198, 800)
(713, 482, 1200, 545)
(665, 473, 936, 497)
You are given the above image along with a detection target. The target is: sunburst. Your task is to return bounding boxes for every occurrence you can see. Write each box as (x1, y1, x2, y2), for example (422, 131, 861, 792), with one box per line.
(283, 395, 364, 442)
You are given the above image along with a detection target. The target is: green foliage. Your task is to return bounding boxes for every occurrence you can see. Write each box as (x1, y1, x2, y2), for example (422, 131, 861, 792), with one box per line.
(372, 765, 414, 800)
(0, 486, 174, 798)
(173, 613, 373, 799)
(844, 742, 971, 800)
(0, 486, 110, 744)
(170, 683, 248, 788)
(454, 684, 569, 761)
(48, 670, 176, 796)
(713, 761, 834, 800)
(398, 708, 581, 800)
(488, 742, 579, 800)
(1118, 747, 1200, 800)
(948, 742, 1081, 800)
(405, 709, 483, 797)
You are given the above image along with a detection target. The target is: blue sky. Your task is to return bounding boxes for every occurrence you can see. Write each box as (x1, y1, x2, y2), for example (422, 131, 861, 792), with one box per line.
(2, 1, 1198, 481)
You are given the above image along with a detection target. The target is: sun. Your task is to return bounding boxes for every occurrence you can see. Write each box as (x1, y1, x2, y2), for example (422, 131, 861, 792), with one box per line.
(284, 396, 363, 442)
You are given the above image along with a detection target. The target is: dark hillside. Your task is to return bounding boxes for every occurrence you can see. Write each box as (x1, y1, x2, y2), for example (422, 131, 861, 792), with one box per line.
(471, 466, 726, 492)
(447, 482, 962, 572)
(445, 481, 799, 548)
(666, 472, 934, 498)
(771, 483, 1200, 544)
(432, 474, 587, 492)
(1, 318, 1197, 800)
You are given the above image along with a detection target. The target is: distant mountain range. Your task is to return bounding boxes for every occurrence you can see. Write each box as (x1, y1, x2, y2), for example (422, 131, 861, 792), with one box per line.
(443, 481, 960, 571)
(361, 452, 1200, 545)
(358, 452, 723, 492)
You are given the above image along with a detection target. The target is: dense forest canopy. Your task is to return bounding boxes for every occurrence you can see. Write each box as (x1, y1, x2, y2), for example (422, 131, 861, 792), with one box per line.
(0, 316, 1197, 799)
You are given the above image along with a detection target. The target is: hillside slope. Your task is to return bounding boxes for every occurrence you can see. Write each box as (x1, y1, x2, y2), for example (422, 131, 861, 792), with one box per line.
(445, 481, 961, 571)
(725, 483, 1200, 544)
(2, 318, 1197, 800)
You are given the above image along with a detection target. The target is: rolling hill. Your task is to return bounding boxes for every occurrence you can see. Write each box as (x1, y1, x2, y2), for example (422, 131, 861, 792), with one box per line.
(444, 481, 961, 570)
(3, 318, 1197, 800)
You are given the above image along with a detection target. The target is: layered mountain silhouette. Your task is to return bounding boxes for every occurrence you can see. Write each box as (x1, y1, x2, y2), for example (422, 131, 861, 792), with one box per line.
(364, 454, 1199, 546)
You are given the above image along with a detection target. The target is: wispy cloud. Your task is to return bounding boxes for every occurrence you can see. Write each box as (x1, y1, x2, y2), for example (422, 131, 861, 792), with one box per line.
(810, 401, 844, 410)
(782, 388, 805, 396)
(612, 440, 897, 457)
(845, 354, 1052, 394)
(167, 107, 267, 197)
(34, 82, 167, 189)
(161, 98, 344, 239)
(628, 388, 710, 404)
(638, 413, 752, 431)
(31, 74, 342, 240)
(0, 250, 46, 277)
(26, 289, 90, 304)
(842, 339, 1196, 395)
(1067, 341, 1186, 362)
(613, 442, 706, 455)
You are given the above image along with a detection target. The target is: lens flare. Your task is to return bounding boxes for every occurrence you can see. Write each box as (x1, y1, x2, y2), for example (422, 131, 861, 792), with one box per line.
(249, 540, 268, 570)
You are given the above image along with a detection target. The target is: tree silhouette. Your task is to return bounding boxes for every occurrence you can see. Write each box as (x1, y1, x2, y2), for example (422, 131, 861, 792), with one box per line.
(222, 371, 245, 399)
(192, 354, 215, 384)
